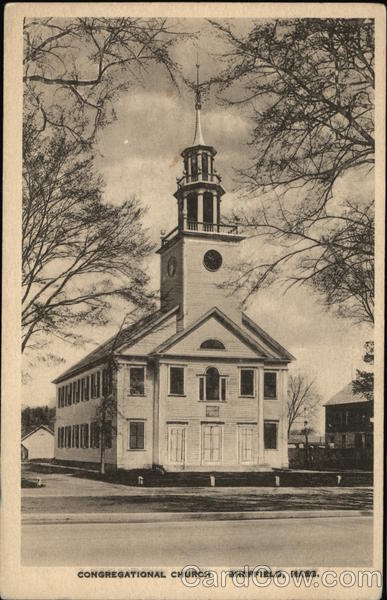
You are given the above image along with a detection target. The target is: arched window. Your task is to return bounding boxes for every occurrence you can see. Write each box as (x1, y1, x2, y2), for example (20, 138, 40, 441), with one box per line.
(206, 367, 219, 401)
(200, 339, 225, 350)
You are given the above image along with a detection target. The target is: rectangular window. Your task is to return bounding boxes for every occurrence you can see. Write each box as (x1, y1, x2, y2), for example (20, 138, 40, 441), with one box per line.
(85, 375, 90, 401)
(73, 424, 80, 448)
(264, 372, 277, 399)
(96, 371, 101, 397)
(91, 374, 96, 398)
(129, 421, 145, 450)
(129, 367, 145, 396)
(76, 380, 80, 403)
(102, 369, 108, 396)
(81, 378, 85, 401)
(221, 377, 226, 401)
(199, 377, 204, 401)
(239, 425, 256, 463)
(72, 382, 77, 404)
(202, 424, 222, 464)
(57, 428, 61, 447)
(57, 388, 60, 408)
(61, 387, 65, 407)
(90, 422, 100, 449)
(240, 369, 254, 396)
(65, 425, 72, 448)
(264, 421, 278, 450)
(67, 383, 72, 406)
(169, 366, 184, 395)
(60, 427, 65, 448)
(81, 423, 89, 448)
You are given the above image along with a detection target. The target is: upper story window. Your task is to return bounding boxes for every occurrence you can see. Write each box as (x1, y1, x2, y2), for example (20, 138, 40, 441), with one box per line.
(169, 366, 185, 396)
(240, 368, 255, 397)
(202, 152, 208, 180)
(264, 372, 277, 399)
(199, 367, 226, 402)
(102, 368, 113, 396)
(129, 366, 145, 396)
(200, 339, 225, 350)
(91, 371, 101, 399)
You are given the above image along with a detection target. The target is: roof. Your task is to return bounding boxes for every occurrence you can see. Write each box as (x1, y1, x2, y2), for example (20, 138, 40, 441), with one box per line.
(21, 425, 54, 441)
(152, 306, 269, 357)
(324, 383, 370, 406)
(52, 306, 179, 383)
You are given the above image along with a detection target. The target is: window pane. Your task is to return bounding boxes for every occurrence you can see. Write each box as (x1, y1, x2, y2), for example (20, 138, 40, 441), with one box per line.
(206, 367, 219, 400)
(170, 367, 184, 395)
(129, 421, 144, 449)
(96, 371, 101, 397)
(199, 377, 204, 401)
(130, 367, 145, 395)
(264, 372, 277, 398)
(240, 369, 254, 396)
(221, 378, 226, 401)
(264, 422, 277, 449)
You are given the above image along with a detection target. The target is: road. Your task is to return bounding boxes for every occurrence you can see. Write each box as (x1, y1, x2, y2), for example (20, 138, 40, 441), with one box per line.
(22, 516, 372, 567)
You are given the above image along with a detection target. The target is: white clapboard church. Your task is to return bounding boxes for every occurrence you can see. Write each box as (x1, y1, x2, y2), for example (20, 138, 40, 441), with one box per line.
(54, 68, 294, 472)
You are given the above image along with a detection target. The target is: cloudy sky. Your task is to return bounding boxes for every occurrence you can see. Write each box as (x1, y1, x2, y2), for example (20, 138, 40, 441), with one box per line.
(23, 19, 372, 433)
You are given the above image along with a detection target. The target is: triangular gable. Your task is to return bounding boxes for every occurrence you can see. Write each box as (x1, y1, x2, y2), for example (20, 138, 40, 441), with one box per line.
(21, 425, 54, 441)
(153, 307, 269, 358)
(242, 313, 295, 362)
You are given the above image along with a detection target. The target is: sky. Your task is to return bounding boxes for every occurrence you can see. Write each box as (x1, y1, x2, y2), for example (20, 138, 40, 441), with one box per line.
(22, 19, 373, 434)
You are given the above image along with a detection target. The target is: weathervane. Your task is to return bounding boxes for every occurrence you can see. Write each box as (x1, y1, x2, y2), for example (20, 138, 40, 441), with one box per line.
(195, 53, 202, 110)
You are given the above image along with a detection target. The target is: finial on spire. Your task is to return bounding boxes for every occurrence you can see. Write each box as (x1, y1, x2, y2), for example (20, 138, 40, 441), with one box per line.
(195, 55, 202, 110)
(192, 54, 205, 146)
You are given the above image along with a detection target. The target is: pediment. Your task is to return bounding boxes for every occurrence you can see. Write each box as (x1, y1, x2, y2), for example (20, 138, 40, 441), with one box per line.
(153, 307, 269, 359)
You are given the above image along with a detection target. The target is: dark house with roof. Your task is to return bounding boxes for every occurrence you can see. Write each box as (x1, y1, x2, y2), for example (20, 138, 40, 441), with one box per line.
(53, 72, 295, 472)
(325, 383, 373, 449)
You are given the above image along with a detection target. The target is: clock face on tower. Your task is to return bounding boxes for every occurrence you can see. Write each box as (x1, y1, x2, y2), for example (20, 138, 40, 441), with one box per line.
(167, 256, 177, 277)
(203, 249, 222, 272)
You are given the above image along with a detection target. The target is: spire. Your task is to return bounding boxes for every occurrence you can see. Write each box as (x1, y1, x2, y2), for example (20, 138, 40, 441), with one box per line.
(192, 58, 205, 146)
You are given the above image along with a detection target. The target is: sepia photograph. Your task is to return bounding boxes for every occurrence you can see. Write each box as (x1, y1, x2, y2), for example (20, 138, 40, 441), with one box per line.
(2, 3, 385, 599)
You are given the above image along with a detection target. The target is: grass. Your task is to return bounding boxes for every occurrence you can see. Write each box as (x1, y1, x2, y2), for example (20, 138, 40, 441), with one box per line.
(22, 487, 373, 514)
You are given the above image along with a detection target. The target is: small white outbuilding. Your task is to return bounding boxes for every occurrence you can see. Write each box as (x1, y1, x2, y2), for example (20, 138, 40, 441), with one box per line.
(21, 425, 55, 460)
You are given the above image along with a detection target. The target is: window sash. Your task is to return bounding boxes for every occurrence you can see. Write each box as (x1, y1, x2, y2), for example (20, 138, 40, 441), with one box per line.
(129, 421, 145, 450)
(264, 422, 278, 450)
(169, 366, 184, 395)
(240, 369, 254, 396)
(264, 372, 277, 399)
(129, 367, 145, 396)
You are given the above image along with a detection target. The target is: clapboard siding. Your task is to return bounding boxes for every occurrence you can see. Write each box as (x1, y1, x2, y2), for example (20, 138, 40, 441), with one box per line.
(163, 317, 258, 358)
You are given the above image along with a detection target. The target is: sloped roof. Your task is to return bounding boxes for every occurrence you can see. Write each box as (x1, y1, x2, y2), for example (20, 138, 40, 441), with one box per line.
(324, 383, 369, 406)
(242, 313, 295, 362)
(21, 424, 54, 441)
(52, 306, 179, 384)
(152, 306, 289, 360)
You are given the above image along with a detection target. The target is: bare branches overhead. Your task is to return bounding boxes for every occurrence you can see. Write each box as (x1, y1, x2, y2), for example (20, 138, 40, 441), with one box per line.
(209, 18, 374, 324)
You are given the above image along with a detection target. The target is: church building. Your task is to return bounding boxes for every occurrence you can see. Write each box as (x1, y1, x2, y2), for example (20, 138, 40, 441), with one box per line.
(53, 68, 294, 472)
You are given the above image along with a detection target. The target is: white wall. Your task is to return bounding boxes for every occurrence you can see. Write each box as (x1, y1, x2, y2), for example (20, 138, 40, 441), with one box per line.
(23, 429, 54, 459)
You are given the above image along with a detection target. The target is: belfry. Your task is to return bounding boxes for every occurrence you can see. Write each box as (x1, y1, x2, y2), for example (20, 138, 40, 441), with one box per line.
(53, 69, 294, 472)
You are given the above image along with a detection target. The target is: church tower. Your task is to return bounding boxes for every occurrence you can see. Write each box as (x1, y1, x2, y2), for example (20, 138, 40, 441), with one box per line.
(158, 63, 245, 327)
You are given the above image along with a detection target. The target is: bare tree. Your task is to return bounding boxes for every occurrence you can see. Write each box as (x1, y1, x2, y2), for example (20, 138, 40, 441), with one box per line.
(353, 340, 374, 401)
(22, 18, 188, 353)
(209, 18, 374, 324)
(24, 17, 186, 146)
(287, 373, 321, 437)
(22, 115, 155, 352)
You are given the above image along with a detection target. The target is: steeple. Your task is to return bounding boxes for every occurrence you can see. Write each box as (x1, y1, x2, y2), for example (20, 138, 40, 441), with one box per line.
(192, 60, 205, 146)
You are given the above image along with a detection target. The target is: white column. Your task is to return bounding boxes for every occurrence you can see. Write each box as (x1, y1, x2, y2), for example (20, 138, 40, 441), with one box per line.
(183, 193, 188, 230)
(212, 193, 217, 225)
(281, 369, 289, 467)
(257, 366, 265, 465)
(197, 191, 203, 229)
